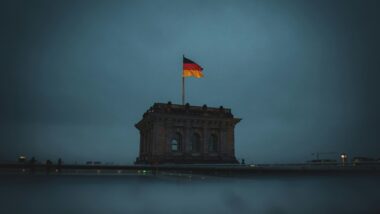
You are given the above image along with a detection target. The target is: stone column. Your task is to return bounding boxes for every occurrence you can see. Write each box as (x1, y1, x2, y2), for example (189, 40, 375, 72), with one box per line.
(202, 121, 209, 156)
(219, 123, 227, 159)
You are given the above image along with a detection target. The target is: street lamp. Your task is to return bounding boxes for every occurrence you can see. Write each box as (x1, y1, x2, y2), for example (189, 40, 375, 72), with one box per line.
(340, 153, 348, 166)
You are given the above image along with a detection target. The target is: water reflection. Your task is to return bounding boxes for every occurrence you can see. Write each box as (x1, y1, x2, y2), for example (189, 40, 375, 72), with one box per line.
(0, 174, 379, 214)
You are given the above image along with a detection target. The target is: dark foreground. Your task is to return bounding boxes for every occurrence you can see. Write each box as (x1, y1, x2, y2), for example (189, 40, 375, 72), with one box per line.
(1, 172, 380, 214)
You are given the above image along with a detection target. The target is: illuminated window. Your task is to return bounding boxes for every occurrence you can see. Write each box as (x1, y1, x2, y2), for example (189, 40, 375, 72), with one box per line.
(209, 134, 218, 152)
(171, 133, 181, 152)
(192, 133, 201, 152)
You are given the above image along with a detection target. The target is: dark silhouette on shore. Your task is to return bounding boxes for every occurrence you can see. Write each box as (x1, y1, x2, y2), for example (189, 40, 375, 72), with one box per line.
(45, 160, 52, 174)
(57, 158, 63, 173)
(29, 157, 36, 174)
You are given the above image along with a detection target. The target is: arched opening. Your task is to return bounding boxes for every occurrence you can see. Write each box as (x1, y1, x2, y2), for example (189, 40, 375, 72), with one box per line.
(192, 133, 201, 153)
(209, 134, 218, 152)
(170, 132, 181, 152)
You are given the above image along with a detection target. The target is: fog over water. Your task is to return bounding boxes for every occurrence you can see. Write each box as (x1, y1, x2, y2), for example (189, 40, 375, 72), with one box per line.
(1, 174, 379, 214)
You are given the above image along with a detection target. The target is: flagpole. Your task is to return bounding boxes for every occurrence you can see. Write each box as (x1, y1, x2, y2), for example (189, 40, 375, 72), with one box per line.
(182, 76, 185, 105)
(182, 54, 185, 105)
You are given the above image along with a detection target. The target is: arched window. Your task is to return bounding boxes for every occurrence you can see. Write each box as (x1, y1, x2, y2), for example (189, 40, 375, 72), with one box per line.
(170, 133, 181, 152)
(192, 133, 201, 153)
(209, 134, 218, 152)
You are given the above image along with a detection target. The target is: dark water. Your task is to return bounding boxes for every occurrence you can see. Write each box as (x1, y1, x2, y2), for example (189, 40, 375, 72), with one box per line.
(1, 174, 379, 214)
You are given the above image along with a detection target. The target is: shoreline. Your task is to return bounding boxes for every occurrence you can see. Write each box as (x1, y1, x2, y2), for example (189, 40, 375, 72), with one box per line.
(1, 163, 379, 176)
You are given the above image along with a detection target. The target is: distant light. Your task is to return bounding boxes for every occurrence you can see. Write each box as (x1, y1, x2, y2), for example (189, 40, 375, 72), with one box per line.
(19, 155, 27, 162)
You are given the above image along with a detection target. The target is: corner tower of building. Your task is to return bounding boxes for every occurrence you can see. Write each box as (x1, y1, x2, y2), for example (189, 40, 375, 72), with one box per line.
(135, 102, 241, 164)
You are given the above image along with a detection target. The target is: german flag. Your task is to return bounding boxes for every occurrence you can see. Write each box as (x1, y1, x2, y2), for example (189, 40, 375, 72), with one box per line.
(183, 56, 204, 78)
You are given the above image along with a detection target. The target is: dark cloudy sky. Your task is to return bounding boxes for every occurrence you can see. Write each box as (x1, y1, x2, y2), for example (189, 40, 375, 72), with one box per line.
(1, 0, 379, 164)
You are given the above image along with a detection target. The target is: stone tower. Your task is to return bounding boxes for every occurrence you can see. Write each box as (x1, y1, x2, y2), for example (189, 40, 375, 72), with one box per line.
(135, 102, 241, 164)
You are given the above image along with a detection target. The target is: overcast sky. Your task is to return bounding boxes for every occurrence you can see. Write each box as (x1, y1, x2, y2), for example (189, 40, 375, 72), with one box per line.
(1, 0, 379, 164)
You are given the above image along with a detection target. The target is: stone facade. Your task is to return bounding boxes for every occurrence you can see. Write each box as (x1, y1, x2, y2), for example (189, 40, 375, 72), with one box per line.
(135, 102, 241, 164)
